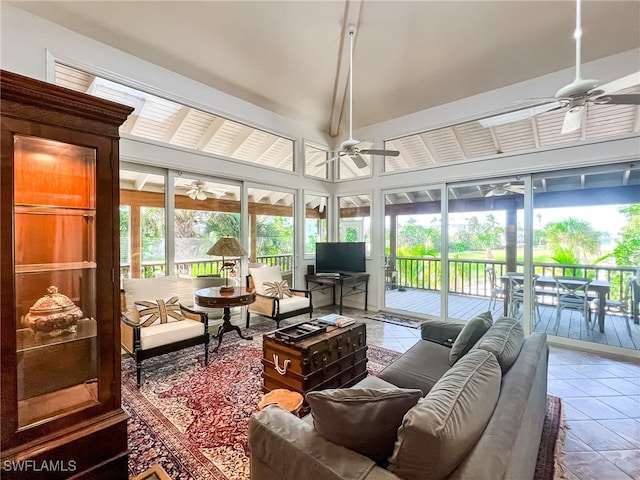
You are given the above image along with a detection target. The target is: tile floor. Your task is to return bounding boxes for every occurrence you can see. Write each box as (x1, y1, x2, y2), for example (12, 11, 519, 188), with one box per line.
(300, 306, 640, 480)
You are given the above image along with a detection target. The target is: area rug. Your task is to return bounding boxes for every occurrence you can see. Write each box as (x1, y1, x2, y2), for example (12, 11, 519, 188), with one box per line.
(365, 312, 424, 328)
(536, 395, 569, 480)
(122, 325, 566, 480)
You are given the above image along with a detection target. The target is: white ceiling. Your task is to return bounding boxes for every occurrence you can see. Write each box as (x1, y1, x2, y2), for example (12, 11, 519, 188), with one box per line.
(9, 0, 640, 137)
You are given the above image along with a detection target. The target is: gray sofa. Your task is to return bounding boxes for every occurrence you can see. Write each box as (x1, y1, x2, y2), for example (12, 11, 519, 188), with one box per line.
(249, 315, 549, 480)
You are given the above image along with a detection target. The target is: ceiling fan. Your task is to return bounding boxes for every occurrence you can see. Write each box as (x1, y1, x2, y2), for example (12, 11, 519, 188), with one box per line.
(185, 181, 220, 201)
(317, 25, 399, 169)
(485, 183, 525, 197)
(480, 0, 640, 134)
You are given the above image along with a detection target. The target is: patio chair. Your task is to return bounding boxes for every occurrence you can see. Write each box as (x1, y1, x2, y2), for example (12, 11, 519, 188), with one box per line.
(553, 276, 592, 332)
(486, 266, 504, 309)
(590, 275, 635, 329)
(505, 272, 541, 323)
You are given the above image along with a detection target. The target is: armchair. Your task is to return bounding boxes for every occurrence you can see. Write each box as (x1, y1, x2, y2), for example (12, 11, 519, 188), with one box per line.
(121, 276, 210, 388)
(246, 265, 313, 328)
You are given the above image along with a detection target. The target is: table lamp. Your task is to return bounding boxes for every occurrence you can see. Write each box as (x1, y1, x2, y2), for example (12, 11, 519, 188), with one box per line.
(207, 237, 247, 293)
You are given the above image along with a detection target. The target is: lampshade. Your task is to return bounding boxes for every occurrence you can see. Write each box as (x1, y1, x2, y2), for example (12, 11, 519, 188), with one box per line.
(207, 237, 247, 257)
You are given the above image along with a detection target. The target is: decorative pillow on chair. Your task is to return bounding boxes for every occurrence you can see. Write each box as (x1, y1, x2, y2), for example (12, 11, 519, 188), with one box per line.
(448, 311, 493, 366)
(263, 280, 293, 299)
(135, 296, 185, 327)
(249, 265, 284, 296)
(306, 388, 422, 464)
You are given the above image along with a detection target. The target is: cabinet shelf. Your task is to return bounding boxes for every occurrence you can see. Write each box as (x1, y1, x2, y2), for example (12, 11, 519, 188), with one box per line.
(15, 261, 97, 273)
(17, 318, 97, 353)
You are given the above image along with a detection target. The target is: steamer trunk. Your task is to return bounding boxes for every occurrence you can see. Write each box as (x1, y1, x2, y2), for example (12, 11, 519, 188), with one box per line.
(262, 322, 368, 411)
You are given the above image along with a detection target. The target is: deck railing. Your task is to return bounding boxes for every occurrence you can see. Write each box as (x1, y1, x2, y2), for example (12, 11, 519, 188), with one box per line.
(121, 254, 293, 281)
(394, 257, 635, 301)
(122, 254, 634, 301)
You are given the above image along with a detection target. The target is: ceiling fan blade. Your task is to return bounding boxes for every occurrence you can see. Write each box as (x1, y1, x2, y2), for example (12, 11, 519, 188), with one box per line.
(485, 190, 496, 197)
(561, 106, 585, 134)
(360, 149, 400, 157)
(505, 186, 525, 194)
(589, 72, 640, 97)
(351, 153, 368, 169)
(315, 154, 341, 168)
(478, 102, 563, 128)
(593, 93, 640, 106)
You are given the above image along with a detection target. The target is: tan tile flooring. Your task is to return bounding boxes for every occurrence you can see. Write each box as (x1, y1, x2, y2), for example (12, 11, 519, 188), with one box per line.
(283, 306, 640, 480)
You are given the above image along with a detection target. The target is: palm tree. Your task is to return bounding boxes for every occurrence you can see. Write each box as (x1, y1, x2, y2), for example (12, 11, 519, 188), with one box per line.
(544, 218, 602, 263)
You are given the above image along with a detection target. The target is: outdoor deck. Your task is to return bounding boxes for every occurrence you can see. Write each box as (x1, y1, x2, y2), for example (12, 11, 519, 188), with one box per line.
(385, 287, 640, 351)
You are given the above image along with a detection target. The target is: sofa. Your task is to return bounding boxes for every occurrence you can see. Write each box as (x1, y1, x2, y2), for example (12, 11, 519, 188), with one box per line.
(249, 314, 549, 480)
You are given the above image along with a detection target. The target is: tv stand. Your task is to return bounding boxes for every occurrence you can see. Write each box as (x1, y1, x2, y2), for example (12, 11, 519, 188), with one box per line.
(305, 273, 369, 314)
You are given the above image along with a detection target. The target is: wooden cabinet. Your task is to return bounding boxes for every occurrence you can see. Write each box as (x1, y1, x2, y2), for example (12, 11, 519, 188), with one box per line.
(1, 70, 133, 479)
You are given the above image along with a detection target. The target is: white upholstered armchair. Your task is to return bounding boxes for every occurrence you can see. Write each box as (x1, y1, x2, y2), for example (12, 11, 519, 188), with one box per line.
(246, 265, 313, 328)
(121, 276, 210, 388)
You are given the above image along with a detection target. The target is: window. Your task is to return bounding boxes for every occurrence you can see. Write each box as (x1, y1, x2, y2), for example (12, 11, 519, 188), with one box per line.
(305, 194, 328, 255)
(55, 63, 295, 171)
(338, 194, 371, 255)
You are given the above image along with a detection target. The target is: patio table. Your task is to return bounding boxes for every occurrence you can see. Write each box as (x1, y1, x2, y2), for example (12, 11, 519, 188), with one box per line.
(501, 275, 611, 333)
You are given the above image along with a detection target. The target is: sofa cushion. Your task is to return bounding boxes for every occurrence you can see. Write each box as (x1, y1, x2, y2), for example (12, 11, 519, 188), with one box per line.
(306, 388, 422, 464)
(474, 317, 524, 373)
(378, 339, 451, 395)
(135, 296, 185, 326)
(387, 349, 502, 480)
(249, 265, 283, 296)
(123, 276, 180, 322)
(448, 311, 493, 366)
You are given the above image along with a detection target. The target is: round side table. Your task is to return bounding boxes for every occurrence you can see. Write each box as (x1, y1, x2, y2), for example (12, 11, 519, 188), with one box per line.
(258, 389, 304, 416)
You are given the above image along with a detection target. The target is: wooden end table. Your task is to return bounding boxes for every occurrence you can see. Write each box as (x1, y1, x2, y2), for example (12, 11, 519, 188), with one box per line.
(195, 286, 256, 352)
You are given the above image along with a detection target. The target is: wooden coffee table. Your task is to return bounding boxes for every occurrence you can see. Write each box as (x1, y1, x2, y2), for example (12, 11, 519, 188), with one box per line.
(195, 286, 256, 352)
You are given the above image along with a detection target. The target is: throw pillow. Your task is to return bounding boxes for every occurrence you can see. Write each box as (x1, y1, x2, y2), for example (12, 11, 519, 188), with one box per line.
(123, 276, 180, 321)
(249, 265, 283, 296)
(306, 388, 422, 464)
(474, 316, 524, 373)
(263, 279, 293, 298)
(135, 296, 185, 327)
(448, 311, 493, 366)
(388, 349, 502, 480)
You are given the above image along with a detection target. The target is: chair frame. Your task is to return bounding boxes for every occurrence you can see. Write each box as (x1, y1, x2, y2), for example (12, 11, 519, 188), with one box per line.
(121, 303, 209, 388)
(245, 275, 313, 328)
(553, 276, 592, 332)
(486, 266, 505, 310)
(590, 275, 636, 330)
(504, 272, 541, 323)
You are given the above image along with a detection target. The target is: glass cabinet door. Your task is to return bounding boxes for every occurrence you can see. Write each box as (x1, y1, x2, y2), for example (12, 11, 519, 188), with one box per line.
(13, 135, 99, 429)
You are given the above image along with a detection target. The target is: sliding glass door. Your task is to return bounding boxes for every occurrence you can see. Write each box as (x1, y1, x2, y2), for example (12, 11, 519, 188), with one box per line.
(383, 187, 442, 318)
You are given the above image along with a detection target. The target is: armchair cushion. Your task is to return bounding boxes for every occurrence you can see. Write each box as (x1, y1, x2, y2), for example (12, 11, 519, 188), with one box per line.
(123, 276, 180, 322)
(135, 296, 185, 326)
(306, 388, 422, 464)
(448, 311, 493, 366)
(139, 318, 205, 350)
(249, 265, 283, 295)
(263, 279, 293, 298)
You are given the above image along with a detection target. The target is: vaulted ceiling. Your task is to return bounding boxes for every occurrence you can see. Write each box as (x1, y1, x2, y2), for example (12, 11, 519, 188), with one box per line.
(9, 0, 640, 138)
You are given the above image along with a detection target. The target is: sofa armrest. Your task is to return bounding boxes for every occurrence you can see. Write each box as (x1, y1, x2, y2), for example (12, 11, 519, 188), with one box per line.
(249, 405, 382, 480)
(420, 319, 465, 347)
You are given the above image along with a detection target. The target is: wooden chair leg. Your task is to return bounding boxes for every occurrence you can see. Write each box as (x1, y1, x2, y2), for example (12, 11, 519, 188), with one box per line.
(136, 360, 142, 389)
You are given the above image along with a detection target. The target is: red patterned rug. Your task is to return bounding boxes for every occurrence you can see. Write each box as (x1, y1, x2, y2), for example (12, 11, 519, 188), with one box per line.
(122, 324, 565, 479)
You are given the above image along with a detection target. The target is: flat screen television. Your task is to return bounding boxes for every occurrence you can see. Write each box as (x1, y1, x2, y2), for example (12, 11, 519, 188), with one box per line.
(315, 242, 366, 274)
